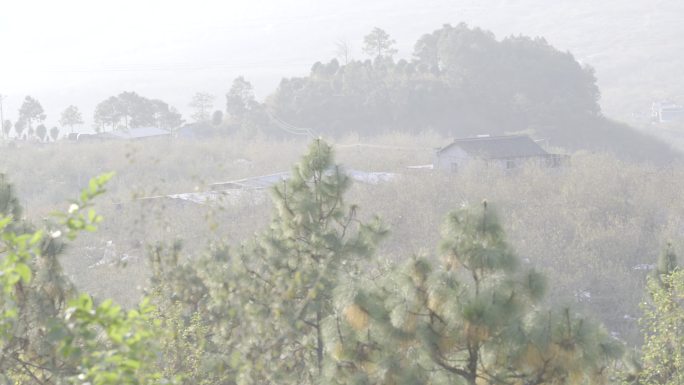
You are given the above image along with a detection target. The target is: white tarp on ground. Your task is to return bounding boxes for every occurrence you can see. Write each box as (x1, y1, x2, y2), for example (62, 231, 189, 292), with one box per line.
(139, 169, 399, 207)
(211, 169, 398, 190)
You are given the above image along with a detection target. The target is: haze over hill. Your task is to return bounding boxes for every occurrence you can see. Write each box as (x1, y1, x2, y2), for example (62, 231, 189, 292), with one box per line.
(2, 2, 684, 381)
(1, 0, 682, 131)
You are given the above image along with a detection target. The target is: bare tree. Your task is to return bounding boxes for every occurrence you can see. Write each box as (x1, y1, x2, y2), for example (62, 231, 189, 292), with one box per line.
(335, 38, 352, 65)
(189, 92, 215, 122)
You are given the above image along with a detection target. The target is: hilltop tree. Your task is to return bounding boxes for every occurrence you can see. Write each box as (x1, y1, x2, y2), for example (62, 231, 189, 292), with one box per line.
(50, 126, 60, 141)
(14, 119, 26, 139)
(267, 23, 610, 148)
(335, 38, 353, 64)
(362, 27, 398, 59)
(36, 124, 47, 142)
(94, 92, 183, 131)
(117, 91, 152, 128)
(93, 96, 120, 132)
(211, 110, 223, 125)
(226, 76, 256, 122)
(189, 92, 215, 122)
(59, 105, 84, 133)
(18, 96, 46, 135)
(2, 120, 11, 138)
(150, 99, 183, 130)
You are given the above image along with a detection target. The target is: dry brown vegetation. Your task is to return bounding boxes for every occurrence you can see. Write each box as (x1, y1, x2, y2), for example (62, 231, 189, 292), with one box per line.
(1, 133, 681, 344)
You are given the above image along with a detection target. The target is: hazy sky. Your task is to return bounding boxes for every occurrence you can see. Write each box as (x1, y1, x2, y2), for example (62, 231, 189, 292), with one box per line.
(1, 0, 682, 131)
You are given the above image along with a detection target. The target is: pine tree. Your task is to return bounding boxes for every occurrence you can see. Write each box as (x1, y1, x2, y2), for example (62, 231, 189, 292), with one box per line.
(325, 202, 622, 385)
(202, 139, 386, 384)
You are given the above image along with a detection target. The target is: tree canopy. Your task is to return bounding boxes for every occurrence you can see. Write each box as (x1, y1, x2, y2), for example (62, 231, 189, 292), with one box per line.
(93, 92, 183, 132)
(362, 27, 398, 59)
(17, 96, 46, 138)
(59, 105, 84, 133)
(264, 24, 675, 162)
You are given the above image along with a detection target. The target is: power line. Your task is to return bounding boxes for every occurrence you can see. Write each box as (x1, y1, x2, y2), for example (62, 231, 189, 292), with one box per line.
(3, 60, 315, 74)
(265, 109, 316, 138)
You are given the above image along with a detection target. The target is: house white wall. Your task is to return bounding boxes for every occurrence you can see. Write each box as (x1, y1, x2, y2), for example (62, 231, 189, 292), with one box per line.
(434, 146, 473, 172)
(435, 146, 565, 172)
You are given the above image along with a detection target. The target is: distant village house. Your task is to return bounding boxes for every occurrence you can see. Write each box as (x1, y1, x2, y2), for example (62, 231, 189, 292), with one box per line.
(434, 135, 566, 172)
(651, 100, 684, 123)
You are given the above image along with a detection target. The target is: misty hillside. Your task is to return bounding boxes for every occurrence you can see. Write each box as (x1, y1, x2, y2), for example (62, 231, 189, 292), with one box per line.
(1, 2, 683, 383)
(3, 0, 682, 129)
(263, 22, 679, 163)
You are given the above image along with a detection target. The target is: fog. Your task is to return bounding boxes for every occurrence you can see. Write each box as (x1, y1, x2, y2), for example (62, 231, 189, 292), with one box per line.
(1, 1, 683, 383)
(2, 0, 683, 129)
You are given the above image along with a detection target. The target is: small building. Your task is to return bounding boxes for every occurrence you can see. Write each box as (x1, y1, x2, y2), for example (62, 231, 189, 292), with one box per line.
(434, 135, 565, 172)
(652, 101, 684, 123)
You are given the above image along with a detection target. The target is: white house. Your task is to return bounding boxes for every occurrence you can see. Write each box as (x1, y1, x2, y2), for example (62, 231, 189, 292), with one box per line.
(651, 101, 684, 123)
(434, 135, 564, 172)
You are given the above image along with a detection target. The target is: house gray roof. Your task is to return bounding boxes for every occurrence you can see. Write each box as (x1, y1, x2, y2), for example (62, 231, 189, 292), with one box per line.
(438, 135, 547, 159)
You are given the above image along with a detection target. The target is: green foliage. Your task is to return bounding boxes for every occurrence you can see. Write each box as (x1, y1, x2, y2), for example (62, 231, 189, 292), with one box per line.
(0, 172, 167, 384)
(56, 295, 162, 385)
(147, 242, 219, 384)
(53, 172, 114, 240)
(206, 139, 386, 383)
(0, 215, 41, 341)
(633, 247, 683, 385)
(2, 141, 635, 385)
(325, 203, 622, 385)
